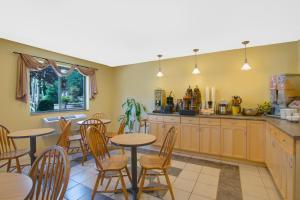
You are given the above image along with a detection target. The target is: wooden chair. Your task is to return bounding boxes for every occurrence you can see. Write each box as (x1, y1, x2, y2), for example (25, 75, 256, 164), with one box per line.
(57, 117, 85, 163)
(0, 124, 29, 173)
(80, 119, 106, 165)
(137, 127, 177, 200)
(28, 145, 70, 200)
(86, 126, 131, 200)
(106, 116, 126, 154)
(91, 113, 106, 120)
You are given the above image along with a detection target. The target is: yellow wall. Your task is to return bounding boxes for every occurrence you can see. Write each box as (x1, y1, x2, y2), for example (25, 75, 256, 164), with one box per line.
(0, 38, 114, 150)
(112, 42, 299, 124)
(298, 40, 300, 73)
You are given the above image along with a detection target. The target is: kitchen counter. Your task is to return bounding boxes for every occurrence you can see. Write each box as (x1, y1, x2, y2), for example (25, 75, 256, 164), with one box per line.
(148, 112, 300, 139)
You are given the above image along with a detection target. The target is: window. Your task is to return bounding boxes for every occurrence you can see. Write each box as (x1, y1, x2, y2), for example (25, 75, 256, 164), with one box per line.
(30, 65, 87, 113)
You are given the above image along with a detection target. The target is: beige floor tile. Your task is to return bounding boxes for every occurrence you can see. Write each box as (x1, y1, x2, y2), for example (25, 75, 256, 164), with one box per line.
(240, 174, 264, 186)
(242, 184, 269, 199)
(173, 177, 196, 192)
(178, 170, 200, 181)
(197, 173, 219, 186)
(163, 188, 190, 200)
(171, 160, 186, 169)
(157, 174, 176, 184)
(267, 188, 282, 200)
(184, 163, 203, 173)
(192, 182, 218, 199)
(239, 165, 260, 177)
(201, 166, 220, 177)
(189, 193, 214, 200)
(139, 193, 162, 200)
(261, 174, 276, 189)
(243, 194, 269, 200)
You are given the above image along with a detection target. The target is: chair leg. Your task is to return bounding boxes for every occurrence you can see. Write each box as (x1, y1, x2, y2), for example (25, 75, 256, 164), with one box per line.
(92, 173, 102, 200)
(15, 158, 21, 173)
(163, 169, 175, 200)
(79, 140, 86, 165)
(119, 171, 129, 200)
(6, 159, 11, 172)
(137, 168, 147, 199)
(125, 167, 132, 183)
(138, 168, 144, 183)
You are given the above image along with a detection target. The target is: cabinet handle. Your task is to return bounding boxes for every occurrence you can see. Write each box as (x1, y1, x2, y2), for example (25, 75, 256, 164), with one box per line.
(282, 139, 286, 143)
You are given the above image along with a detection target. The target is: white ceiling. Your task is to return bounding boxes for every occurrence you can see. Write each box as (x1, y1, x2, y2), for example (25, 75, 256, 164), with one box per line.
(0, 0, 300, 67)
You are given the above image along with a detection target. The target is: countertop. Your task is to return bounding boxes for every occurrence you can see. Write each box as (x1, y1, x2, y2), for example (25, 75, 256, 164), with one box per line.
(148, 112, 300, 139)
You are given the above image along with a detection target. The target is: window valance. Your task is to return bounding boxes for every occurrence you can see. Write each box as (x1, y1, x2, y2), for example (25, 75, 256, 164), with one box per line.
(16, 53, 98, 102)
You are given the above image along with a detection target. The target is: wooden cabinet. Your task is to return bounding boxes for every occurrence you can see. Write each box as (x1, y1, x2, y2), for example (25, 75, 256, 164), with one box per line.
(266, 124, 295, 200)
(199, 125, 221, 155)
(247, 121, 266, 162)
(221, 121, 247, 159)
(181, 124, 199, 152)
(148, 121, 164, 146)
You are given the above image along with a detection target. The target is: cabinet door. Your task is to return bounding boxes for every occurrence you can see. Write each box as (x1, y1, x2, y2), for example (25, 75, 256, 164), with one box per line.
(199, 126, 221, 155)
(286, 154, 295, 200)
(272, 137, 282, 191)
(199, 126, 210, 154)
(164, 123, 181, 148)
(149, 122, 164, 146)
(221, 127, 247, 159)
(210, 126, 221, 155)
(265, 125, 272, 169)
(247, 121, 266, 162)
(181, 124, 199, 152)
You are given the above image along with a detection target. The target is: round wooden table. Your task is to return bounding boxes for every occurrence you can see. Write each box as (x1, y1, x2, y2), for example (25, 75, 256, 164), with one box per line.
(0, 173, 33, 200)
(111, 133, 156, 200)
(8, 128, 54, 164)
(76, 119, 111, 125)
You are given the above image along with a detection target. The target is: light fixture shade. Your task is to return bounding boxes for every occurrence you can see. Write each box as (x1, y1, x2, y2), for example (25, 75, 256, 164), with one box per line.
(192, 67, 200, 74)
(156, 70, 164, 77)
(241, 62, 251, 71)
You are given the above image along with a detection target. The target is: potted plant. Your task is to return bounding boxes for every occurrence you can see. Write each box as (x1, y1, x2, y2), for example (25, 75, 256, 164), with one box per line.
(122, 98, 147, 133)
(257, 101, 272, 115)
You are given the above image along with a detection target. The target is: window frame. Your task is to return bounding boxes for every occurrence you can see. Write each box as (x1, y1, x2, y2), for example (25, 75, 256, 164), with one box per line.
(29, 64, 88, 114)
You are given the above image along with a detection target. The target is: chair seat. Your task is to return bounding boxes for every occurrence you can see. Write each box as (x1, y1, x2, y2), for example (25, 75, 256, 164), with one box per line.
(68, 134, 81, 141)
(106, 131, 117, 138)
(100, 155, 128, 171)
(139, 155, 167, 169)
(0, 149, 29, 160)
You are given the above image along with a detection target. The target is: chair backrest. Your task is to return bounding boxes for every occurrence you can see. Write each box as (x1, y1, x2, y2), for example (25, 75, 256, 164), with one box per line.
(0, 124, 16, 154)
(159, 127, 177, 168)
(56, 121, 71, 150)
(80, 119, 106, 145)
(91, 113, 106, 120)
(58, 117, 68, 132)
(29, 145, 70, 200)
(117, 116, 126, 135)
(86, 126, 110, 170)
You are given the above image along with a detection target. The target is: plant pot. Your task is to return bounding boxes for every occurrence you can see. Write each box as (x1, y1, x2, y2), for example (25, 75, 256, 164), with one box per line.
(232, 106, 240, 116)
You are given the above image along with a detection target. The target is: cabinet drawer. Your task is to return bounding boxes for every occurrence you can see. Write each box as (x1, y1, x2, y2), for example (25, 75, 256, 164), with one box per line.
(200, 118, 220, 126)
(148, 115, 164, 122)
(181, 117, 199, 125)
(163, 116, 180, 123)
(221, 119, 246, 128)
(278, 131, 294, 154)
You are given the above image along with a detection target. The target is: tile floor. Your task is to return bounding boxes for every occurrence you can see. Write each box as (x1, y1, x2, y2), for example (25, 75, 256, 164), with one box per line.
(1, 148, 282, 200)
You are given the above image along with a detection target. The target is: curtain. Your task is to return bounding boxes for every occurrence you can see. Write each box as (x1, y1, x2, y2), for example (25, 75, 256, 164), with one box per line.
(16, 54, 98, 102)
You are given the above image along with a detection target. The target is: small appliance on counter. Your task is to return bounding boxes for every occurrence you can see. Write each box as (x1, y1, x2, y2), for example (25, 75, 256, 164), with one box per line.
(218, 100, 228, 115)
(164, 91, 174, 113)
(180, 86, 201, 116)
(153, 89, 166, 113)
(231, 96, 242, 115)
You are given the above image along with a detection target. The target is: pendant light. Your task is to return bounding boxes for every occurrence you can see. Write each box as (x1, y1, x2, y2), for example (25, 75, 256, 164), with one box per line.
(192, 49, 200, 74)
(241, 41, 252, 71)
(156, 54, 164, 77)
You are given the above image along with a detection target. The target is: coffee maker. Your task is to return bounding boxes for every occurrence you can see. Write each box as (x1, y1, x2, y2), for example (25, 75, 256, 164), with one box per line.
(154, 89, 166, 112)
(270, 74, 300, 116)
